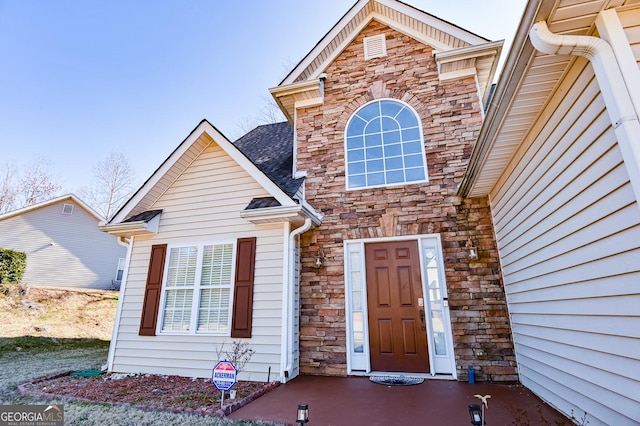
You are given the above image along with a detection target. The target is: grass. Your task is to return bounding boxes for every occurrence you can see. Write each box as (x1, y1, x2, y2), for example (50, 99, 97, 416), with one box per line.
(0, 336, 109, 355)
(0, 284, 117, 340)
(0, 285, 281, 425)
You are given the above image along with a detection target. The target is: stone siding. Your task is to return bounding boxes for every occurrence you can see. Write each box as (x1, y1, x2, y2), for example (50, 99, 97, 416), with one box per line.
(296, 20, 517, 381)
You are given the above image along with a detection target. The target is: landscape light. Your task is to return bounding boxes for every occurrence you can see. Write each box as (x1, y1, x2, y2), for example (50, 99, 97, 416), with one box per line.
(296, 404, 309, 424)
(468, 404, 483, 425)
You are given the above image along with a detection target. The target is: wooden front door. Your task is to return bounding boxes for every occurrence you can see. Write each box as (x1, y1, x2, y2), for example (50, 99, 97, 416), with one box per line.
(366, 240, 430, 373)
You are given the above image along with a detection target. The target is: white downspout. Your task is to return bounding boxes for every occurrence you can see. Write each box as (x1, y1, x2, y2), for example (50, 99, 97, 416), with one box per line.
(281, 218, 312, 382)
(529, 20, 640, 206)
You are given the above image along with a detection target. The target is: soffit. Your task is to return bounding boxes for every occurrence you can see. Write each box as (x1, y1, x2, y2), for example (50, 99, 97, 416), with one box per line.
(463, 0, 637, 198)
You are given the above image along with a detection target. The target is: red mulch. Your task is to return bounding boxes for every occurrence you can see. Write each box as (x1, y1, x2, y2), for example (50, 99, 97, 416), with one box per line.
(19, 371, 280, 417)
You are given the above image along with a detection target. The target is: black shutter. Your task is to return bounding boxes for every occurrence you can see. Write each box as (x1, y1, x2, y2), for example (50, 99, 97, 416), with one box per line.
(231, 237, 256, 338)
(139, 244, 167, 336)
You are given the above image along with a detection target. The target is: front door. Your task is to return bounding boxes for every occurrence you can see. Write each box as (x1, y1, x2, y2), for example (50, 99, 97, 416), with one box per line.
(365, 240, 429, 373)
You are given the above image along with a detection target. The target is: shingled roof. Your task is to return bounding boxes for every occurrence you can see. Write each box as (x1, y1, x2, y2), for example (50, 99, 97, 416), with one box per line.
(233, 121, 304, 197)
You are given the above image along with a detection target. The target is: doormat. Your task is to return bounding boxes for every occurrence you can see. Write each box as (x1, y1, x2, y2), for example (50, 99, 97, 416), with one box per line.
(369, 376, 424, 386)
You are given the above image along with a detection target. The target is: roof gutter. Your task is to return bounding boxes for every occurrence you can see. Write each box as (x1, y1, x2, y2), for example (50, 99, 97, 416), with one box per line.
(529, 20, 640, 206)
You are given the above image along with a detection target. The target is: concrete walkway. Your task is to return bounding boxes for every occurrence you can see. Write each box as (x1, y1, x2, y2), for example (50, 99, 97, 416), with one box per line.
(229, 375, 568, 426)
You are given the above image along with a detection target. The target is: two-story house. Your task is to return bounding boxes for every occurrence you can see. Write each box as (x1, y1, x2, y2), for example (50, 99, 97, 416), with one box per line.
(101, 0, 513, 384)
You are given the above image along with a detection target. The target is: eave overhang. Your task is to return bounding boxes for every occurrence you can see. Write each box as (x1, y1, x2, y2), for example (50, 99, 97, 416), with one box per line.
(269, 79, 324, 124)
(434, 40, 503, 105)
(99, 213, 161, 238)
(459, 0, 629, 199)
(240, 203, 322, 227)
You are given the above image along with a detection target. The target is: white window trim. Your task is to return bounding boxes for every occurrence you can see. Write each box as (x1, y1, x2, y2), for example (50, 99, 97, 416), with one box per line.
(115, 257, 125, 281)
(157, 240, 236, 336)
(344, 98, 429, 191)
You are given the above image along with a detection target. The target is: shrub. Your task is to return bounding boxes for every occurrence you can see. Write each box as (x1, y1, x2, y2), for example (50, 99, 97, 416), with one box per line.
(0, 248, 27, 284)
(215, 340, 255, 373)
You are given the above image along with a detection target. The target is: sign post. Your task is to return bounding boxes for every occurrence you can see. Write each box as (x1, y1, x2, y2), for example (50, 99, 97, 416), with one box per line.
(212, 360, 238, 409)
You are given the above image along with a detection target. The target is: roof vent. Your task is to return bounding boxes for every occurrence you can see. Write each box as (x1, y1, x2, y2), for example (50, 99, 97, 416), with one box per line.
(62, 203, 74, 215)
(364, 34, 387, 60)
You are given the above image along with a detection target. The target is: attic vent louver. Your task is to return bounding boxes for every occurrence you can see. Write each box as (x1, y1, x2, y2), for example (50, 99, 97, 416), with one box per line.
(62, 203, 74, 215)
(364, 34, 387, 60)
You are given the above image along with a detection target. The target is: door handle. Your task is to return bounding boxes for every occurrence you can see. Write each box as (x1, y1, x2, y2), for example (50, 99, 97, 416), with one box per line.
(419, 309, 425, 323)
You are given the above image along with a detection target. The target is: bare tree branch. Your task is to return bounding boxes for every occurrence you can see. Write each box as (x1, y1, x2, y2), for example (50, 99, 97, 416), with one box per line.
(0, 163, 18, 214)
(80, 152, 136, 220)
(231, 94, 286, 140)
(18, 157, 61, 207)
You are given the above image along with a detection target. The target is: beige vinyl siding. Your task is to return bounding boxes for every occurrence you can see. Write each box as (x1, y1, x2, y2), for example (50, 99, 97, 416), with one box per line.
(111, 142, 286, 382)
(490, 57, 640, 425)
(619, 7, 640, 64)
(0, 201, 125, 289)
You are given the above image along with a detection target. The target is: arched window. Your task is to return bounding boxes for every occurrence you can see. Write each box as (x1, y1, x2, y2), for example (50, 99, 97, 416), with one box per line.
(345, 99, 428, 189)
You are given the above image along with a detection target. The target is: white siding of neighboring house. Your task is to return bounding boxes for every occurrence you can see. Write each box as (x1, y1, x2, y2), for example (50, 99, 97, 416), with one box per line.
(489, 56, 640, 425)
(111, 141, 287, 382)
(0, 201, 126, 289)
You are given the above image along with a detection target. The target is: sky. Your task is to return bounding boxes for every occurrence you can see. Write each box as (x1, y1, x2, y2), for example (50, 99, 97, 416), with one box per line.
(0, 0, 528, 194)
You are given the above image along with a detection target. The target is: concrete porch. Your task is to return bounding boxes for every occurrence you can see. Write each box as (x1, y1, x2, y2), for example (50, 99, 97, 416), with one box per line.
(229, 375, 569, 425)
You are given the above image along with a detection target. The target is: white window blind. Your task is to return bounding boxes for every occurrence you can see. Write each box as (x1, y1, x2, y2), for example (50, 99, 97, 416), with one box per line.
(198, 244, 233, 332)
(161, 243, 234, 334)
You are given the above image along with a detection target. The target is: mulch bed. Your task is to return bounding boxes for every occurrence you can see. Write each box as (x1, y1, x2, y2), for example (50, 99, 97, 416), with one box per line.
(19, 371, 280, 417)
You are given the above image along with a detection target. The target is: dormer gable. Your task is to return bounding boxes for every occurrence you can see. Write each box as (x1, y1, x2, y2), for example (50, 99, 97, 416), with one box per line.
(270, 0, 503, 124)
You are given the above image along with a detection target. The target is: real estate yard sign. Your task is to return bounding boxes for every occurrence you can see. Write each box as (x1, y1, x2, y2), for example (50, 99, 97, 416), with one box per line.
(212, 360, 237, 409)
(212, 360, 237, 391)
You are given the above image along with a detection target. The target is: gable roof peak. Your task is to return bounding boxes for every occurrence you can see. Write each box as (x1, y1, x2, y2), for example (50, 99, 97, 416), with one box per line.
(0, 193, 103, 222)
(108, 119, 300, 225)
(279, 0, 490, 86)
(271, 0, 501, 122)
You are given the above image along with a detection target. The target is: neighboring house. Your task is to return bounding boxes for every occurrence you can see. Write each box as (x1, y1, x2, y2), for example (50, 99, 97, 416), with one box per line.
(459, 0, 640, 425)
(101, 0, 514, 385)
(0, 194, 127, 289)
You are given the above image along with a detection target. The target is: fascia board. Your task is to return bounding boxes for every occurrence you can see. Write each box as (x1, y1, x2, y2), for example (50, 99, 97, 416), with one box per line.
(99, 221, 153, 237)
(108, 122, 210, 224)
(270, 80, 322, 97)
(239, 205, 304, 223)
(280, 0, 369, 85)
(300, 200, 323, 226)
(434, 40, 503, 62)
(240, 203, 323, 226)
